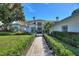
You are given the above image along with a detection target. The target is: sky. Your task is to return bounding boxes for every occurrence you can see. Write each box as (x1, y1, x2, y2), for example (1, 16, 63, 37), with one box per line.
(22, 3, 79, 21)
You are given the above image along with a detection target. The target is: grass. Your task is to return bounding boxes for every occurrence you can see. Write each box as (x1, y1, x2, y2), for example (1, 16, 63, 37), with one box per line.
(0, 34, 35, 56)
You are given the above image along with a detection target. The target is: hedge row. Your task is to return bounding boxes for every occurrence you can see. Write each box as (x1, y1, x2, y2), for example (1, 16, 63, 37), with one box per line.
(0, 32, 31, 36)
(52, 31, 79, 48)
(44, 34, 75, 56)
(0, 35, 35, 56)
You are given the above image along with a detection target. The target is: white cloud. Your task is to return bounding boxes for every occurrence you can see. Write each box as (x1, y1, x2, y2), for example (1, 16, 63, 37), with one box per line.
(27, 5, 35, 13)
(44, 3, 49, 5)
(23, 3, 35, 13)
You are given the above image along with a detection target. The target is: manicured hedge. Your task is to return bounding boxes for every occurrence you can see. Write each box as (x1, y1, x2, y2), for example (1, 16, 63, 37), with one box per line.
(0, 35, 35, 56)
(0, 32, 11, 35)
(0, 32, 30, 36)
(52, 31, 79, 48)
(12, 32, 30, 35)
(44, 34, 75, 56)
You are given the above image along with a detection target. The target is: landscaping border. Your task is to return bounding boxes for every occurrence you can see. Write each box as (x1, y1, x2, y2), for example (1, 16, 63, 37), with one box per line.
(43, 34, 75, 56)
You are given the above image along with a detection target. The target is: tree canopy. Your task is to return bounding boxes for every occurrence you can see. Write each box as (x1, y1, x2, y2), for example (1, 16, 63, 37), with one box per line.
(0, 3, 25, 31)
(44, 21, 53, 33)
(72, 8, 79, 16)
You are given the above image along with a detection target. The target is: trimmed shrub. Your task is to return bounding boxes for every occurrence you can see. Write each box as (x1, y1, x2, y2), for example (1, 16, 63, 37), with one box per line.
(0, 32, 11, 35)
(13, 32, 27, 35)
(52, 31, 79, 48)
(44, 34, 75, 56)
(0, 32, 31, 36)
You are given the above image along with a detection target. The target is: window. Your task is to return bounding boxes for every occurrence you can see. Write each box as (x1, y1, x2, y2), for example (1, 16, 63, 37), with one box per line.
(37, 22, 42, 26)
(62, 25, 68, 32)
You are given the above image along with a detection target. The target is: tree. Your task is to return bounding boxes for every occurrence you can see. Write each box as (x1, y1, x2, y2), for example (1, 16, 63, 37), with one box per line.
(0, 4, 12, 31)
(0, 3, 25, 31)
(14, 4, 25, 21)
(44, 21, 53, 33)
(72, 8, 79, 16)
(56, 16, 59, 21)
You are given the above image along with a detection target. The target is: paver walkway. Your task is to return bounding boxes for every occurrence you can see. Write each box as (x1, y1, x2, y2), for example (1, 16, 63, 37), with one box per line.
(26, 37, 53, 56)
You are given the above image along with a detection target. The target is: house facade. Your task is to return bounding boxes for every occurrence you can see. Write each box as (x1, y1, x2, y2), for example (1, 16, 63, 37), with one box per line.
(26, 18, 45, 33)
(11, 20, 27, 32)
(11, 18, 45, 33)
(50, 9, 79, 33)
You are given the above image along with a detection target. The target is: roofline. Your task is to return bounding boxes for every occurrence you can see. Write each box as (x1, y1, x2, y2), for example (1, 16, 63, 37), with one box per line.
(54, 14, 79, 25)
(27, 19, 45, 22)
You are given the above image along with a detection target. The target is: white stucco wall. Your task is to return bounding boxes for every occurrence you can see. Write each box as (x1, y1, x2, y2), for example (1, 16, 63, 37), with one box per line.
(53, 15, 79, 32)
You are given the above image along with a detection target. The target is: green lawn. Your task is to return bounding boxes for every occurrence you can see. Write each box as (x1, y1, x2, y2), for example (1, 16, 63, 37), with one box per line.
(0, 35, 34, 56)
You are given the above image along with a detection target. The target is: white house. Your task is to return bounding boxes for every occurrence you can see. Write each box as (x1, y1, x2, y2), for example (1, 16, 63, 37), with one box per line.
(11, 19, 45, 33)
(50, 8, 79, 33)
(11, 20, 27, 32)
(26, 19, 45, 33)
(26, 17, 45, 33)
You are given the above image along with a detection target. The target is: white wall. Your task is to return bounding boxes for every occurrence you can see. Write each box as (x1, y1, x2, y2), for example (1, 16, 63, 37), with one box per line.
(53, 15, 79, 32)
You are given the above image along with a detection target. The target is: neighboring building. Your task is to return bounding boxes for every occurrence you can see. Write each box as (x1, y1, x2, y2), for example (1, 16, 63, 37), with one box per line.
(26, 17, 45, 33)
(11, 20, 27, 32)
(50, 8, 79, 33)
(11, 18, 45, 33)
